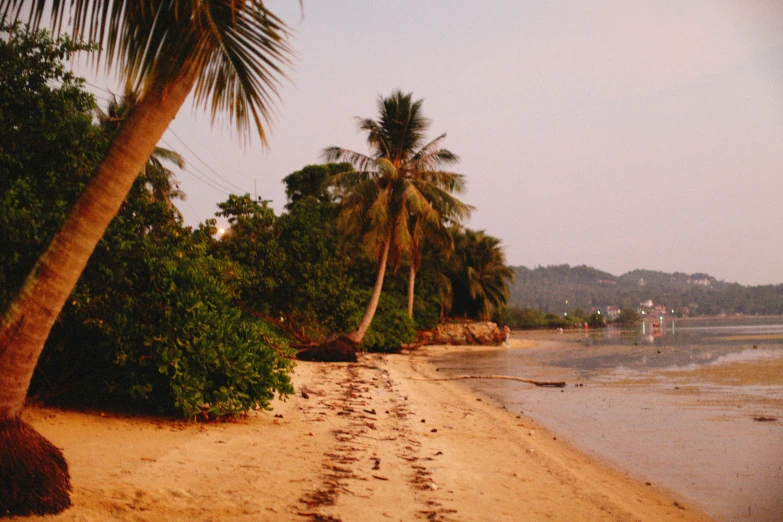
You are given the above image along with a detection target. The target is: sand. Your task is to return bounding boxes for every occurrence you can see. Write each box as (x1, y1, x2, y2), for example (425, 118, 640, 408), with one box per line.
(15, 345, 713, 522)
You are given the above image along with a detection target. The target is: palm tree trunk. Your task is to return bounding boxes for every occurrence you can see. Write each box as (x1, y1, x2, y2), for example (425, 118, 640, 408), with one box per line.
(0, 64, 199, 516)
(0, 65, 197, 419)
(346, 234, 392, 345)
(407, 264, 416, 318)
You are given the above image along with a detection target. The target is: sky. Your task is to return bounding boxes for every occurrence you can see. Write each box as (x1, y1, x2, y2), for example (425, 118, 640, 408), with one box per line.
(75, 1, 783, 286)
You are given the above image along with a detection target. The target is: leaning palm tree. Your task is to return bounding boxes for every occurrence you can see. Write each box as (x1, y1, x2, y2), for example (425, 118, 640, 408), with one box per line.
(324, 90, 471, 341)
(100, 89, 186, 209)
(0, 1, 293, 515)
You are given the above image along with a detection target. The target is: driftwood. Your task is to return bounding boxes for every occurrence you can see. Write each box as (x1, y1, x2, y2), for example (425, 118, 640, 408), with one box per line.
(413, 375, 566, 388)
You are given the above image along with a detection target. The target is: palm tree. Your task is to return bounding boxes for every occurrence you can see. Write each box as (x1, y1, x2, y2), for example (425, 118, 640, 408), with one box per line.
(324, 90, 471, 342)
(448, 228, 515, 321)
(0, 1, 293, 515)
(101, 89, 186, 210)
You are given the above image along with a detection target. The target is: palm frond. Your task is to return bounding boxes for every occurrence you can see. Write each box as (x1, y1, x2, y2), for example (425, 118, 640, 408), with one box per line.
(151, 146, 185, 169)
(322, 146, 377, 172)
(3, 0, 295, 143)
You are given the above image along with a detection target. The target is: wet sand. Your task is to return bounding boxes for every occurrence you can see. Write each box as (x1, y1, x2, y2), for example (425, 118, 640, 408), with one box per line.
(15, 349, 711, 521)
(432, 333, 783, 521)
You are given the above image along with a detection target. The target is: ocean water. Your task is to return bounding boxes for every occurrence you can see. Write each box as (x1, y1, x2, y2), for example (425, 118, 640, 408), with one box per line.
(431, 317, 783, 522)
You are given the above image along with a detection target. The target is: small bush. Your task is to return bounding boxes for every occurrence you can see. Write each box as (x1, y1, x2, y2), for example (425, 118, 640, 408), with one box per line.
(353, 294, 417, 353)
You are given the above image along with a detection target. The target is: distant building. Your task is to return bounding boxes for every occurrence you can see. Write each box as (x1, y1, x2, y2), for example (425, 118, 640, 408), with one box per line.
(606, 306, 621, 320)
(638, 278, 647, 286)
(599, 279, 617, 285)
(640, 299, 653, 308)
(689, 278, 712, 287)
(652, 304, 668, 317)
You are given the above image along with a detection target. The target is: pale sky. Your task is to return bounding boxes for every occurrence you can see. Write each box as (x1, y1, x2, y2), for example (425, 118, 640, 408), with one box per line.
(77, 1, 783, 286)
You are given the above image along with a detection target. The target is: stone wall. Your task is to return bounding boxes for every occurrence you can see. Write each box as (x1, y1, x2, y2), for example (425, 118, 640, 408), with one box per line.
(418, 321, 504, 346)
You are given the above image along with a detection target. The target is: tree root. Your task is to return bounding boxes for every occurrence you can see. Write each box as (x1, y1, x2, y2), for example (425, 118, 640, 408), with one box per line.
(0, 418, 72, 516)
(296, 335, 358, 363)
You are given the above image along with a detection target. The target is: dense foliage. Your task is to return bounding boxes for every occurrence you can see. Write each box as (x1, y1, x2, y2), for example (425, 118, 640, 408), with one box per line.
(2, 26, 515, 422)
(350, 293, 417, 353)
(210, 192, 360, 342)
(447, 228, 515, 321)
(0, 24, 102, 307)
(0, 26, 293, 419)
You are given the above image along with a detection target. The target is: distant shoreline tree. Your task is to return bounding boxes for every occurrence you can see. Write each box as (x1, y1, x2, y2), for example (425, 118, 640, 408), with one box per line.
(447, 228, 514, 321)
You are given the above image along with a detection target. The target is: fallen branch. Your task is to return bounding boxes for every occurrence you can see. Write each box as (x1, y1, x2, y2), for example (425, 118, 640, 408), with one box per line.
(412, 375, 566, 388)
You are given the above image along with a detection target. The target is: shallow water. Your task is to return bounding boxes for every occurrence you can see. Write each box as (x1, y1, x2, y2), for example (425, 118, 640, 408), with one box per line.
(432, 318, 783, 522)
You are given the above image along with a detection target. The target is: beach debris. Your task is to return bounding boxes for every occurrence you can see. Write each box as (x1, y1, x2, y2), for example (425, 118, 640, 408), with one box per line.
(372, 475, 389, 481)
(414, 375, 566, 388)
(430, 428, 438, 433)
(296, 336, 358, 363)
(753, 416, 777, 422)
(372, 458, 381, 470)
(674, 501, 686, 510)
(363, 409, 376, 415)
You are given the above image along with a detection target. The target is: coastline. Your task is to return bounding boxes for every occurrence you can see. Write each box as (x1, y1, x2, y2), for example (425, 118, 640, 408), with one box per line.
(17, 346, 712, 521)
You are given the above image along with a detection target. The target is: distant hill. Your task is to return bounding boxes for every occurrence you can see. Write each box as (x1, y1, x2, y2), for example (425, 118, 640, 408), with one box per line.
(508, 264, 783, 317)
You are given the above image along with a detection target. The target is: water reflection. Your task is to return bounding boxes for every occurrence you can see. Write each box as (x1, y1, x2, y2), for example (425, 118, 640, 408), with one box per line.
(544, 317, 783, 374)
(431, 317, 783, 521)
(586, 316, 783, 348)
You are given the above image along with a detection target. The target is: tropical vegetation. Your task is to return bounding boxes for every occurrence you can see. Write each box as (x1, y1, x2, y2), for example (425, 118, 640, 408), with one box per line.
(0, 12, 514, 515)
(323, 89, 473, 344)
(0, 0, 294, 512)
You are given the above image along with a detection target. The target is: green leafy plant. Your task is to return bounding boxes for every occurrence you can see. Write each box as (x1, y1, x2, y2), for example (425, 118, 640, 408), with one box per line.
(352, 293, 416, 353)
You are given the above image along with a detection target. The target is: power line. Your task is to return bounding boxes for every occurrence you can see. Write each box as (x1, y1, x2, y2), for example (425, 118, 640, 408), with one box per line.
(170, 128, 256, 182)
(182, 197, 205, 224)
(167, 129, 250, 194)
(182, 168, 232, 195)
(83, 80, 114, 95)
(159, 137, 237, 195)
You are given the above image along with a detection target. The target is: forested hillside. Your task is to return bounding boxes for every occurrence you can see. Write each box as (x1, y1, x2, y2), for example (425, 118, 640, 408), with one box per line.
(509, 265, 783, 317)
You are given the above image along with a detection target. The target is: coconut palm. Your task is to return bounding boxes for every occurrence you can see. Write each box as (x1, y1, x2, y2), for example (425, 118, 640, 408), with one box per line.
(324, 90, 471, 341)
(101, 89, 186, 209)
(448, 228, 515, 321)
(0, 1, 293, 515)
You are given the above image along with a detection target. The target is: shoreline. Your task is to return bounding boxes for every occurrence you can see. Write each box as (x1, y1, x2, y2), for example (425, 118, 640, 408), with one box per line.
(17, 347, 712, 521)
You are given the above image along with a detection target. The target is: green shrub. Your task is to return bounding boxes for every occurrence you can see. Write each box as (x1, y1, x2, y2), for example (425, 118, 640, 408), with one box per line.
(353, 293, 417, 353)
(34, 239, 295, 419)
(413, 300, 441, 331)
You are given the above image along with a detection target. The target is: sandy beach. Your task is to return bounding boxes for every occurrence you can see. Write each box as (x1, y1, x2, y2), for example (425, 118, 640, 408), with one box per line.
(15, 344, 712, 522)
